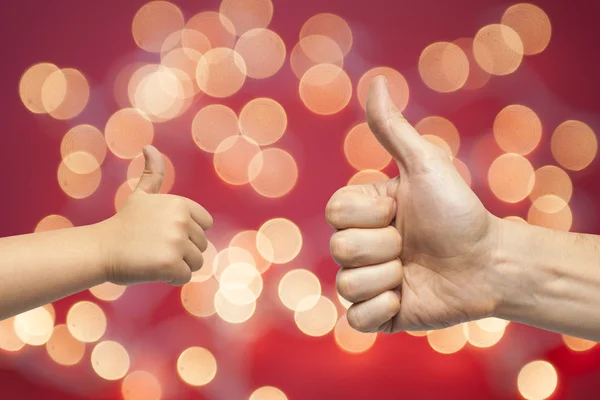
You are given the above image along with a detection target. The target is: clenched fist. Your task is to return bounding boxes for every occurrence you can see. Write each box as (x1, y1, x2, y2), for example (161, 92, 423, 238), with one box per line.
(99, 146, 213, 286)
(326, 77, 502, 333)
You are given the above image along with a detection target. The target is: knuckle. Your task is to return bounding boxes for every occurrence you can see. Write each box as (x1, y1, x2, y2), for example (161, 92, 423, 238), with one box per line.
(326, 197, 345, 228)
(336, 270, 355, 300)
(381, 291, 401, 317)
(330, 233, 359, 265)
(157, 252, 181, 269)
(346, 307, 368, 333)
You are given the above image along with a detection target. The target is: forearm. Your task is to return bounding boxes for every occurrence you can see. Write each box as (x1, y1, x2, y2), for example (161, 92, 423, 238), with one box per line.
(492, 217, 600, 341)
(0, 223, 108, 320)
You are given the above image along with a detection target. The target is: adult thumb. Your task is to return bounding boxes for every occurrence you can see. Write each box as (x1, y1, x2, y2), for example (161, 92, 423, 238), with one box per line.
(134, 145, 165, 194)
(366, 76, 427, 170)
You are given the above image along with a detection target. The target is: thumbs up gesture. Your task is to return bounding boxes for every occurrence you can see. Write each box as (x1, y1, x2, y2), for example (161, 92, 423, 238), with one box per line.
(100, 145, 213, 286)
(326, 77, 502, 333)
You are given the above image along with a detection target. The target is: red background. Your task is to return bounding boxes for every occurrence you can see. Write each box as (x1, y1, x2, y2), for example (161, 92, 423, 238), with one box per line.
(1, 0, 600, 399)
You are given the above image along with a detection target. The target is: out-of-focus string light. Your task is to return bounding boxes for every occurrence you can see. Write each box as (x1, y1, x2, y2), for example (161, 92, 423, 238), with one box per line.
(161, 47, 203, 96)
(122, 371, 162, 400)
(114, 180, 137, 212)
(13, 307, 54, 346)
(406, 331, 428, 337)
(475, 318, 509, 332)
(91, 340, 130, 381)
(46, 324, 85, 366)
(35, 214, 73, 232)
(300, 13, 353, 56)
(249, 148, 299, 198)
(127, 152, 176, 193)
(488, 153, 535, 203)
(473, 24, 524, 75)
(357, 67, 409, 112)
(299, 64, 352, 115)
(191, 241, 218, 282)
(181, 278, 219, 318)
(235, 29, 285, 79)
(528, 196, 572, 231)
(427, 325, 467, 354)
(196, 48, 247, 98)
(551, 120, 597, 171)
(214, 135, 262, 185)
(239, 98, 287, 145)
(161, 28, 212, 58)
(493, 105, 542, 155)
(334, 316, 377, 353)
(502, 3, 552, 56)
(344, 123, 392, 171)
(562, 335, 596, 352)
(89, 283, 127, 302)
(257, 218, 302, 264)
(464, 321, 505, 348)
(57, 160, 102, 199)
(347, 169, 389, 186)
(177, 347, 217, 386)
(186, 11, 236, 48)
(415, 116, 461, 157)
(453, 38, 491, 90)
(278, 269, 322, 312)
(132, 65, 188, 122)
(41, 68, 90, 120)
(213, 247, 256, 281)
(452, 158, 472, 187)
(214, 289, 256, 323)
(220, 262, 263, 305)
(290, 35, 344, 80)
(19, 63, 61, 114)
(529, 166, 573, 212)
(61, 125, 107, 174)
(192, 104, 240, 153)
(418, 42, 469, 93)
(66, 301, 107, 343)
(105, 108, 154, 159)
(230, 231, 273, 274)
(0, 317, 25, 352)
(517, 360, 558, 400)
(294, 295, 338, 337)
(132, 1, 184, 53)
(220, 0, 273, 36)
(250, 386, 288, 400)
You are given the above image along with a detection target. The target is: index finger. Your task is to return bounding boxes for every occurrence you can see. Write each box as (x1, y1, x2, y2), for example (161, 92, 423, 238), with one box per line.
(326, 188, 396, 229)
(184, 198, 213, 230)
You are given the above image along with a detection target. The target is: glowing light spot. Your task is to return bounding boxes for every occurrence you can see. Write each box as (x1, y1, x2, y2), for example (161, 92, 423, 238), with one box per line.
(192, 104, 239, 153)
(220, 263, 263, 305)
(122, 371, 162, 400)
(505, 216, 527, 223)
(0, 318, 25, 352)
(294, 295, 337, 337)
(46, 324, 85, 366)
(300, 13, 353, 56)
(19, 63, 61, 114)
(299, 64, 352, 115)
(239, 98, 286, 145)
(66, 301, 107, 343)
(214, 289, 256, 323)
(105, 108, 154, 159)
(427, 325, 467, 354)
(41, 68, 90, 120)
(357, 67, 409, 112)
(181, 278, 218, 317)
(132, 65, 188, 122)
(161, 47, 203, 96)
(220, 0, 273, 35)
(57, 160, 101, 199)
(114, 179, 137, 212)
(197, 48, 247, 98)
(406, 331, 428, 337)
(257, 218, 302, 264)
(415, 116, 460, 157)
(61, 125, 107, 174)
(235, 28, 284, 79)
(334, 316, 377, 353)
(453, 158, 472, 187)
(347, 170, 389, 186)
(230, 231, 272, 274)
(177, 347, 217, 386)
(528, 196, 572, 231)
(488, 153, 535, 203)
(278, 269, 321, 311)
(91, 341, 130, 381)
(475, 318, 509, 332)
(453, 38, 491, 90)
(13, 307, 54, 346)
(191, 241, 218, 282)
(337, 292, 352, 309)
(562, 335, 596, 352)
(249, 148, 298, 198)
(214, 135, 262, 185)
(422, 135, 453, 159)
(518, 360, 558, 400)
(551, 120, 597, 171)
(213, 247, 256, 281)
(90, 283, 126, 302)
(344, 123, 392, 170)
(132, 1, 184, 53)
(419, 42, 469, 93)
(530, 166, 573, 213)
(250, 386, 288, 400)
(290, 35, 344, 80)
(35, 214, 73, 232)
(127, 152, 175, 193)
(186, 11, 236, 48)
(502, 3, 551, 55)
(464, 321, 505, 348)
(493, 105, 542, 155)
(473, 24, 524, 75)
